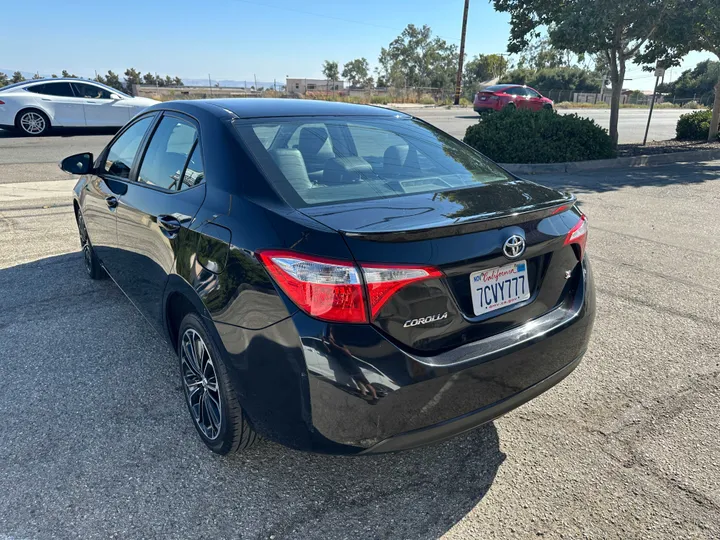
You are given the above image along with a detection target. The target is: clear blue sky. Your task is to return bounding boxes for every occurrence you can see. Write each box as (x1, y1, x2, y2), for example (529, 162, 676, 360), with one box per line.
(1, 0, 714, 90)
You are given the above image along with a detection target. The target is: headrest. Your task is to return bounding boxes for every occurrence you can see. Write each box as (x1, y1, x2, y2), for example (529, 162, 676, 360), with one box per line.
(322, 157, 373, 185)
(269, 149, 313, 192)
(298, 127, 330, 155)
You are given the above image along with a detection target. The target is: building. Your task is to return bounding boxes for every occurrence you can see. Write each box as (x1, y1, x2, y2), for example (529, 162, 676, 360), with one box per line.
(286, 78, 345, 95)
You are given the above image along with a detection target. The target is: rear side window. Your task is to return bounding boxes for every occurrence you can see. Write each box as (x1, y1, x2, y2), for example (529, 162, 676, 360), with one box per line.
(26, 83, 75, 97)
(102, 116, 155, 178)
(234, 116, 512, 208)
(179, 143, 205, 190)
(138, 116, 198, 190)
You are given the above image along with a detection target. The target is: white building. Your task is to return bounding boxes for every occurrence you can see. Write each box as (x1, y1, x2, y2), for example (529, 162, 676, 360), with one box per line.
(286, 78, 345, 94)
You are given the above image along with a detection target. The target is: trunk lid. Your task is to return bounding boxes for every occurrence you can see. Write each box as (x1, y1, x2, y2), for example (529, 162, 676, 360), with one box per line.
(300, 180, 583, 354)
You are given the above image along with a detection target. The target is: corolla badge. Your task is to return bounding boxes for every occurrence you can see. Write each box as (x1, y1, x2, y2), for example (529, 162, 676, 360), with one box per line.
(403, 312, 449, 328)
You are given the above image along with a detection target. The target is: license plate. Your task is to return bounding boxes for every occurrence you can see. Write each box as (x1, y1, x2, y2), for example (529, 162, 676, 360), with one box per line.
(470, 261, 530, 316)
(480, 96, 487, 100)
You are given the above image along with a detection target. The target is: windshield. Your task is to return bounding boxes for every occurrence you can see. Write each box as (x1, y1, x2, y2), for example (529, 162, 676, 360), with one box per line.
(234, 116, 512, 208)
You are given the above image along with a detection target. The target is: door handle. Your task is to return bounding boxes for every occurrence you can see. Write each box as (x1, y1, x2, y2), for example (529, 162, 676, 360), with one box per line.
(158, 214, 181, 238)
(105, 196, 118, 209)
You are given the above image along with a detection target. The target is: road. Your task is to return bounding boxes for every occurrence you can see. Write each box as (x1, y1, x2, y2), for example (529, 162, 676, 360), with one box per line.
(1, 127, 719, 538)
(410, 107, 692, 144)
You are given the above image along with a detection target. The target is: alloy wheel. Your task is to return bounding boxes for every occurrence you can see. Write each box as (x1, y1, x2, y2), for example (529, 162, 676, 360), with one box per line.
(20, 112, 46, 135)
(181, 328, 222, 440)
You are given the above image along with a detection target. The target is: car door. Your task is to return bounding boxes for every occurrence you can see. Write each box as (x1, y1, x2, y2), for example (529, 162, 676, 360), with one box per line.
(508, 87, 529, 109)
(525, 88, 545, 111)
(82, 114, 157, 275)
(71, 82, 131, 127)
(24, 82, 86, 126)
(113, 112, 207, 333)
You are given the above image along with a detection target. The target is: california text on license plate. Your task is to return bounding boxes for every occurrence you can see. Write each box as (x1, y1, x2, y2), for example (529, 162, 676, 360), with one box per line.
(470, 261, 530, 316)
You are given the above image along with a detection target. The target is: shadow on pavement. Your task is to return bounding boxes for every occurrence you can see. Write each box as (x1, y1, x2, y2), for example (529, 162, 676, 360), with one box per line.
(533, 161, 720, 194)
(0, 252, 505, 539)
(0, 126, 119, 139)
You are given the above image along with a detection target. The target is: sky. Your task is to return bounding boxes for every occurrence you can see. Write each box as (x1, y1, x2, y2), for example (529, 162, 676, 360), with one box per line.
(1, 0, 715, 90)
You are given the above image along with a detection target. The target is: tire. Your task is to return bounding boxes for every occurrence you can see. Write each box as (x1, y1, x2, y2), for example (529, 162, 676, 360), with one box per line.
(76, 209, 106, 280)
(504, 103, 516, 111)
(543, 104, 554, 111)
(178, 312, 258, 455)
(16, 109, 50, 136)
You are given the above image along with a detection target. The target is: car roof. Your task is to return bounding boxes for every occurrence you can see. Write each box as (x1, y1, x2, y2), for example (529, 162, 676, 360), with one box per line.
(160, 98, 410, 119)
(0, 77, 118, 93)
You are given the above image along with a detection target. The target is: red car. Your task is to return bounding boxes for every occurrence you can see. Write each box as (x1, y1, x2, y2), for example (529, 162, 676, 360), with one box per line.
(474, 84, 554, 114)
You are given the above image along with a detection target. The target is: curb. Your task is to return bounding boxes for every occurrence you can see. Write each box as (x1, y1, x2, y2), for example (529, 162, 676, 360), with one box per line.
(499, 149, 720, 175)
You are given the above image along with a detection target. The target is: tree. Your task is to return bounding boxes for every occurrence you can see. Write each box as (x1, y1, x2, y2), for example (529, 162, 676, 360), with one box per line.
(322, 60, 339, 93)
(10, 71, 25, 84)
(103, 71, 123, 92)
(342, 58, 372, 87)
(51, 74, 58, 78)
(143, 72, 157, 85)
(464, 54, 509, 92)
(32, 72, 43, 80)
(123, 68, 142, 94)
(638, 0, 720, 140)
(494, 0, 678, 147)
(61, 70, 77, 78)
(164, 75, 174, 87)
(658, 60, 720, 102)
(504, 65, 601, 93)
(0, 72, 9, 87)
(377, 24, 458, 94)
(173, 76, 184, 87)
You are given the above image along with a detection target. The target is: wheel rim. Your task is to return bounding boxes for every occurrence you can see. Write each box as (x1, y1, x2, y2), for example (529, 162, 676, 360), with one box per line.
(77, 213, 93, 274)
(20, 112, 46, 134)
(181, 329, 222, 440)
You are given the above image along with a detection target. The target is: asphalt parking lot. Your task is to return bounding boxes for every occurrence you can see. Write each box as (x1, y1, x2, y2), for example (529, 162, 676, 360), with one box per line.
(1, 124, 719, 539)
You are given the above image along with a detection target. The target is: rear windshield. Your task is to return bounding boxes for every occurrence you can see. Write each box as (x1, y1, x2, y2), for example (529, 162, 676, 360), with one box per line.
(234, 116, 512, 208)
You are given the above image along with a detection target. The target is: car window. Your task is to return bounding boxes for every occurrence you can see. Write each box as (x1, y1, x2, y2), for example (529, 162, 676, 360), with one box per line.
(26, 82, 75, 97)
(252, 125, 280, 149)
(234, 117, 513, 207)
(507, 87, 526, 96)
(72, 83, 112, 99)
(137, 116, 198, 190)
(179, 143, 205, 190)
(102, 116, 155, 179)
(525, 88, 541, 98)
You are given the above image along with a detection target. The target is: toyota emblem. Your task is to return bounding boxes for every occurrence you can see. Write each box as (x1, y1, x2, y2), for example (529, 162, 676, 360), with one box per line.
(503, 235, 526, 259)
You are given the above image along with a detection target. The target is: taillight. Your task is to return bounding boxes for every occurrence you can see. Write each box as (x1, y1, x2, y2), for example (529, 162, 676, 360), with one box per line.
(564, 214, 588, 261)
(257, 250, 443, 323)
(362, 264, 443, 319)
(0, 100, 5, 105)
(257, 250, 367, 323)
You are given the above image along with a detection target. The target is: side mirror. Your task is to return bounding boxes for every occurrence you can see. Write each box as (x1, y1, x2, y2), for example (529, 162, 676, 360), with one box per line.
(110, 93, 122, 100)
(60, 152, 94, 175)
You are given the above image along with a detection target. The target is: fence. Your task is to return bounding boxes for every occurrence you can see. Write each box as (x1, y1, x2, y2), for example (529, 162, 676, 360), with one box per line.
(134, 83, 716, 108)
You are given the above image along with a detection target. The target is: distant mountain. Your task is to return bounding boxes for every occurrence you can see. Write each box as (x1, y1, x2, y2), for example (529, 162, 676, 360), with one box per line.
(1, 69, 285, 89)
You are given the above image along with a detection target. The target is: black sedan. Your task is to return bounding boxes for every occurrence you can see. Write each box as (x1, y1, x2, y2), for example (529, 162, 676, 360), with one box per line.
(64, 99, 595, 455)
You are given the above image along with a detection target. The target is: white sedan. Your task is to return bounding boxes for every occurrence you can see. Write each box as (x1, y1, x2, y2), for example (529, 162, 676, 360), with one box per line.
(0, 78, 158, 136)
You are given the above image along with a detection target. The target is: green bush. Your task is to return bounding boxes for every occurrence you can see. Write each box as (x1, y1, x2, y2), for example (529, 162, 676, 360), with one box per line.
(676, 109, 717, 140)
(419, 95, 436, 105)
(459, 97, 471, 107)
(463, 108, 615, 164)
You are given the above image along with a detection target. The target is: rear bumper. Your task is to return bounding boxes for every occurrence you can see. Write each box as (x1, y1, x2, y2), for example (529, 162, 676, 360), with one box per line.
(362, 350, 583, 454)
(217, 259, 595, 454)
(473, 101, 501, 112)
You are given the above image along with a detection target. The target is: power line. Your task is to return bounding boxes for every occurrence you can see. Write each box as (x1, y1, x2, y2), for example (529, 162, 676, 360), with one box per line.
(230, 0, 463, 42)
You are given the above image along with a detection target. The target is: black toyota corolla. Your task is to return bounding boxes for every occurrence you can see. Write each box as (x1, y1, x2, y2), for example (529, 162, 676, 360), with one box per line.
(64, 99, 595, 455)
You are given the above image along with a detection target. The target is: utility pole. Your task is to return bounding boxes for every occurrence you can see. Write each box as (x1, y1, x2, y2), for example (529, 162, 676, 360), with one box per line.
(453, 0, 470, 106)
(208, 74, 213, 97)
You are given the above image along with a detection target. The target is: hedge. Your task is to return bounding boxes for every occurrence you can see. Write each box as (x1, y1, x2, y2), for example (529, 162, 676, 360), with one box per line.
(676, 109, 719, 140)
(463, 108, 616, 164)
